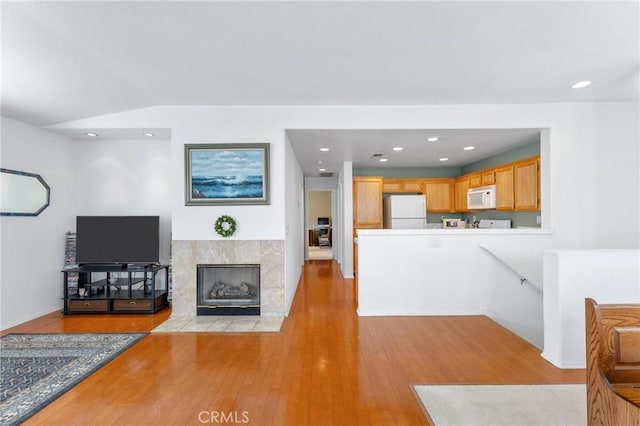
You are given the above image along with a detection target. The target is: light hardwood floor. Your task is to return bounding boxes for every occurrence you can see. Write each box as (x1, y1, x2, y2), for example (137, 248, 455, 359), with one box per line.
(4, 260, 584, 425)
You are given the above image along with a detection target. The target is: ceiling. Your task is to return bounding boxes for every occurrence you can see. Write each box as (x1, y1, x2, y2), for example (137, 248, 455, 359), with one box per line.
(288, 128, 541, 173)
(2, 1, 638, 175)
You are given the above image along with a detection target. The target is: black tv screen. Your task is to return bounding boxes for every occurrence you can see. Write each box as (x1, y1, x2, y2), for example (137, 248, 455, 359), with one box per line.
(76, 216, 160, 265)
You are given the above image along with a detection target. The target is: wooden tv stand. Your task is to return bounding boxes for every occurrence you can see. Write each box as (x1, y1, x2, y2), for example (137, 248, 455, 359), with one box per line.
(62, 264, 169, 314)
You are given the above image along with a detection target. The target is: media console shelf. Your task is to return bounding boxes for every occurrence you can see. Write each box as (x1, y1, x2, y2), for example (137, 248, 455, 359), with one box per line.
(62, 264, 170, 314)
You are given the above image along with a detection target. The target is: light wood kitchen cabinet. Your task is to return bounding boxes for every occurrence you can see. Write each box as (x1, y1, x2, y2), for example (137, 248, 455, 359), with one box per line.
(514, 157, 540, 211)
(369, 154, 539, 214)
(482, 170, 496, 185)
(469, 173, 482, 188)
(424, 179, 454, 212)
(402, 180, 424, 193)
(353, 177, 383, 230)
(454, 176, 470, 212)
(495, 165, 514, 210)
(467, 171, 494, 188)
(382, 179, 403, 193)
(382, 178, 424, 193)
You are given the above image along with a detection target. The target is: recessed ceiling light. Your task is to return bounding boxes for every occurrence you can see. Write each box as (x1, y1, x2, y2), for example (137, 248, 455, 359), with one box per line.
(572, 80, 592, 89)
(392, 147, 403, 151)
(427, 137, 439, 142)
(320, 148, 330, 152)
(316, 160, 324, 165)
(439, 157, 449, 162)
(463, 146, 475, 151)
(143, 132, 154, 137)
(379, 158, 389, 162)
(86, 132, 98, 137)
(319, 168, 327, 172)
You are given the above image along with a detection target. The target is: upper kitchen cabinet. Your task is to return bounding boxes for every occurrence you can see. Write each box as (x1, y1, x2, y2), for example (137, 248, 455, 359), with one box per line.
(402, 180, 424, 193)
(495, 165, 514, 210)
(382, 178, 424, 193)
(353, 177, 384, 230)
(382, 179, 403, 193)
(468, 173, 482, 188)
(424, 179, 454, 212)
(482, 170, 496, 186)
(469, 170, 495, 187)
(514, 156, 540, 211)
(454, 176, 470, 212)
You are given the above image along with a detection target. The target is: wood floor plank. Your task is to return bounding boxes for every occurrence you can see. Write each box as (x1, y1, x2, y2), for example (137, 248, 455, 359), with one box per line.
(5, 260, 585, 425)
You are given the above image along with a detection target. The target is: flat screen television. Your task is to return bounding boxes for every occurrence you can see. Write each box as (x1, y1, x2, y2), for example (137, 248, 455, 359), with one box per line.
(76, 216, 160, 265)
(317, 217, 330, 226)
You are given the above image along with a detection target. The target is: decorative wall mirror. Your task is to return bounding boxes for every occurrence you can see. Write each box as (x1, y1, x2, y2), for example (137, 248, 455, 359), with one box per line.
(0, 168, 50, 216)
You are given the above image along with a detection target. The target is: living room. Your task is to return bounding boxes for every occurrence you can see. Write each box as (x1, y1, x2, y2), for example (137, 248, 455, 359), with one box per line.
(1, 1, 639, 424)
(4, 101, 639, 329)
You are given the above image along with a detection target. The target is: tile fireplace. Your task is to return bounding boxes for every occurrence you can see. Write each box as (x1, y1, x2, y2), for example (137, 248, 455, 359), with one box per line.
(170, 240, 284, 319)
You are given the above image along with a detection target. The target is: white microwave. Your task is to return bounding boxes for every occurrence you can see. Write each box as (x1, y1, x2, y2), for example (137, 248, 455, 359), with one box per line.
(467, 185, 497, 209)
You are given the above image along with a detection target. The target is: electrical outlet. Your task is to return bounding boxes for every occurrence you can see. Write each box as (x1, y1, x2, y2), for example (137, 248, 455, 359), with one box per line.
(536, 216, 541, 224)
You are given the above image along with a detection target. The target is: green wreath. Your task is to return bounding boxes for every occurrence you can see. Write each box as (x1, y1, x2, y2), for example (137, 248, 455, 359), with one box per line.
(214, 215, 236, 237)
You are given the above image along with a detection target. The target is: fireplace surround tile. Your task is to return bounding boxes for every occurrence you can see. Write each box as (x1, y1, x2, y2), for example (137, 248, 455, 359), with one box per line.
(151, 315, 283, 333)
(171, 240, 285, 319)
(225, 318, 259, 332)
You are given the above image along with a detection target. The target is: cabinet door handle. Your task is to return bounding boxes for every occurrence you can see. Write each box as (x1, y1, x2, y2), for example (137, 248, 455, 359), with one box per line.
(84, 302, 91, 307)
(129, 301, 137, 305)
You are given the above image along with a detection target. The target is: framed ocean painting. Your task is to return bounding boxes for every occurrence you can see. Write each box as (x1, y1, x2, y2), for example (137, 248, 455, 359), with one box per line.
(185, 143, 270, 205)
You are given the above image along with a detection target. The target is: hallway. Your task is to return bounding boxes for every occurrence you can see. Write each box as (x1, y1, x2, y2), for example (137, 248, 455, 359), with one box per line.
(308, 246, 333, 260)
(8, 260, 583, 425)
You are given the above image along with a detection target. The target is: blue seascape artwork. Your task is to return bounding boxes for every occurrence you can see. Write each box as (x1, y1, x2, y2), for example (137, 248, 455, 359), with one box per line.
(191, 149, 264, 199)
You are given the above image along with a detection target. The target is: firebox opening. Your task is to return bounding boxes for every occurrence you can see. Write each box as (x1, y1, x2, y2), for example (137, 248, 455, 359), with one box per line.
(197, 264, 260, 316)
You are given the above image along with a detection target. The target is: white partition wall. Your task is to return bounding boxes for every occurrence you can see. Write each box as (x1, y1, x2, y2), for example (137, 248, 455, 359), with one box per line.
(356, 228, 553, 348)
(542, 249, 640, 369)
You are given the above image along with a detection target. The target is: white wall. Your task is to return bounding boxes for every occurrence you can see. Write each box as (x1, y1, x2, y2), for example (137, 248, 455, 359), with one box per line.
(542, 249, 640, 368)
(356, 229, 550, 347)
(167, 110, 288, 242)
(47, 102, 640, 318)
(74, 138, 172, 263)
(588, 107, 640, 247)
(0, 120, 173, 329)
(1, 117, 76, 329)
(339, 162, 354, 278)
(284, 133, 304, 314)
(52, 102, 640, 247)
(308, 191, 332, 223)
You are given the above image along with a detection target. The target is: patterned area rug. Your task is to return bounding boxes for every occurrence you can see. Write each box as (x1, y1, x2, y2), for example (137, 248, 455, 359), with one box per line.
(414, 384, 586, 426)
(0, 333, 146, 425)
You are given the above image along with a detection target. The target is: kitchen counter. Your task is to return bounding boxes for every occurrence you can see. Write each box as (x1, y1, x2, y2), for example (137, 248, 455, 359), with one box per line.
(357, 228, 554, 236)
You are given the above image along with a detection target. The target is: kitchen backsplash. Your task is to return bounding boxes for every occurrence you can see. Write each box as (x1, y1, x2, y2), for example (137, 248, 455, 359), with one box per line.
(426, 211, 540, 228)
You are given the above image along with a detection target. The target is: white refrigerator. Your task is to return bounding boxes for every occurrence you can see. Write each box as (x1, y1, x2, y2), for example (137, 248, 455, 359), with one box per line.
(383, 195, 427, 229)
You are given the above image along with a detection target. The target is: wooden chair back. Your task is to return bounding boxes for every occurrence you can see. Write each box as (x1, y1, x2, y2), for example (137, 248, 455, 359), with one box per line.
(585, 298, 640, 425)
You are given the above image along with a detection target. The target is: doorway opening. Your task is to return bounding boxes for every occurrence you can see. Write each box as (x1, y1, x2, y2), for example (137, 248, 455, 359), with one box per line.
(308, 190, 333, 260)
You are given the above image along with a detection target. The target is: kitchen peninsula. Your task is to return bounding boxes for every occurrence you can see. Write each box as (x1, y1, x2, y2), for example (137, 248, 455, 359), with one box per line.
(355, 227, 553, 348)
